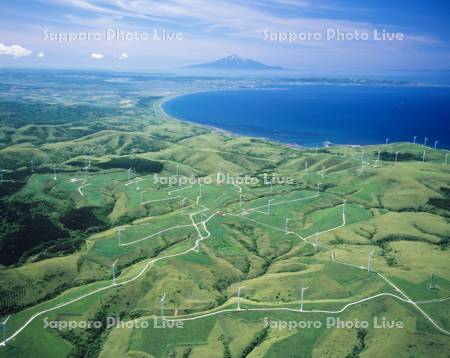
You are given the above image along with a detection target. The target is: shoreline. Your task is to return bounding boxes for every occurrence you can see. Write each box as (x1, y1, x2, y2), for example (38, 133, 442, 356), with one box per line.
(156, 89, 449, 150)
(157, 92, 362, 149)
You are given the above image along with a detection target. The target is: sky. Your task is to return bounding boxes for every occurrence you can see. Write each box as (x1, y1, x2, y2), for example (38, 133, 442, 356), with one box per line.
(0, 0, 449, 72)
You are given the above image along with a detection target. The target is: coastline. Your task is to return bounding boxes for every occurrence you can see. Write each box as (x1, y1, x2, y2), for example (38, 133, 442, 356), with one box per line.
(157, 89, 272, 141)
(157, 90, 357, 149)
(156, 88, 450, 150)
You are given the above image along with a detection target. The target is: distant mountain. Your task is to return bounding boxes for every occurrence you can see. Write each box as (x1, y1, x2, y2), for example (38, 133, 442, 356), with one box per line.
(187, 54, 286, 71)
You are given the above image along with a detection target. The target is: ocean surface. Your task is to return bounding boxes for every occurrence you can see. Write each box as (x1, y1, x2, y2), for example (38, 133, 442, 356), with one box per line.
(163, 85, 450, 148)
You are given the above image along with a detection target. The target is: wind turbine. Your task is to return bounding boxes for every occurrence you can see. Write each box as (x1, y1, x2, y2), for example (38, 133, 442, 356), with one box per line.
(117, 228, 124, 246)
(428, 272, 436, 290)
(304, 160, 308, 172)
(299, 287, 309, 311)
(424, 137, 428, 147)
(112, 258, 118, 284)
(375, 151, 381, 167)
(385, 138, 389, 145)
(413, 136, 417, 144)
(267, 199, 274, 214)
(394, 151, 400, 165)
(237, 286, 245, 310)
(367, 250, 375, 273)
(52, 164, 57, 180)
(2, 315, 11, 347)
(239, 193, 244, 211)
(160, 293, 166, 319)
(181, 197, 187, 214)
(434, 140, 439, 150)
(317, 183, 322, 195)
(140, 190, 147, 204)
(285, 218, 292, 234)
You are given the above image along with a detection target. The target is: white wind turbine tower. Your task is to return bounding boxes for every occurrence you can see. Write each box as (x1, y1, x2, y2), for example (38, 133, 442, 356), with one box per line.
(424, 137, 428, 147)
(160, 293, 166, 319)
(112, 258, 119, 284)
(375, 151, 381, 167)
(413, 136, 417, 144)
(1, 315, 11, 347)
(394, 151, 400, 166)
(239, 193, 245, 211)
(299, 287, 309, 311)
(237, 286, 245, 310)
(267, 199, 274, 214)
(117, 227, 124, 246)
(368, 251, 375, 272)
(285, 218, 292, 234)
(181, 197, 187, 214)
(434, 140, 439, 149)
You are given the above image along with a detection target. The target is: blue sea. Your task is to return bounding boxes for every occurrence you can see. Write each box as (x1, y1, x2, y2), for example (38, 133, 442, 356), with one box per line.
(163, 85, 450, 148)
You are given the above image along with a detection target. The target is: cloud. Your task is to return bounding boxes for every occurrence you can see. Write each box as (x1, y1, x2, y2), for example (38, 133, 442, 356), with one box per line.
(118, 52, 128, 59)
(37, 52, 45, 58)
(91, 52, 104, 59)
(0, 43, 32, 58)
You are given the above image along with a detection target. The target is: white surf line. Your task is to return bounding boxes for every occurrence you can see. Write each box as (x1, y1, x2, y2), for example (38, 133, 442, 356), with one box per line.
(78, 182, 90, 196)
(168, 185, 192, 196)
(0, 209, 218, 346)
(142, 195, 180, 205)
(248, 193, 319, 212)
(119, 224, 194, 246)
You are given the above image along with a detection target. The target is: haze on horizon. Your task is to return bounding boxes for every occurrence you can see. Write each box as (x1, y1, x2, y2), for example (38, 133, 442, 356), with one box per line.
(0, 0, 449, 72)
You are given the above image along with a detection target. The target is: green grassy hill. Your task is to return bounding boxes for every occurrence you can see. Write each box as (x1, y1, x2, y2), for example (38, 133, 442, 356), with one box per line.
(0, 96, 449, 358)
